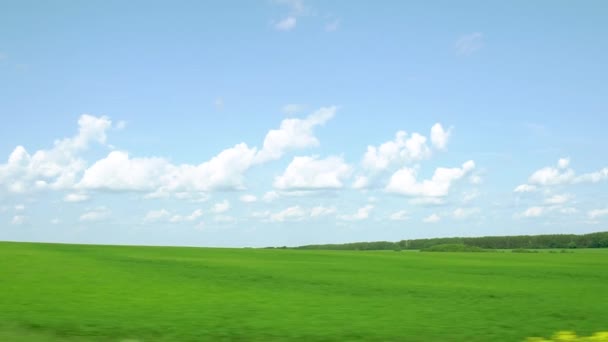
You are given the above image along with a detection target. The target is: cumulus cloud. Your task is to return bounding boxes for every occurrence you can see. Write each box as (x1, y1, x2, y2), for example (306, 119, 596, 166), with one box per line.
(409, 197, 445, 205)
(77, 151, 170, 191)
(144, 209, 171, 222)
(453, 207, 480, 220)
(211, 200, 230, 214)
(3, 107, 336, 198)
(262, 191, 280, 202)
(239, 194, 258, 203)
(423, 214, 441, 223)
(274, 155, 351, 191)
(352, 176, 370, 189)
(272, 0, 306, 31)
(11, 215, 26, 225)
(389, 210, 409, 221)
(339, 205, 374, 221)
(575, 168, 608, 183)
(430, 123, 451, 150)
(588, 208, 608, 220)
(529, 165, 575, 186)
(310, 205, 336, 217)
(270, 206, 306, 222)
(255, 106, 336, 163)
(0, 114, 111, 193)
(517, 158, 608, 190)
(80, 207, 110, 222)
(522, 206, 544, 218)
(514, 184, 537, 193)
(362, 131, 431, 172)
(545, 194, 571, 205)
(386, 160, 475, 197)
(274, 16, 297, 31)
(170, 209, 204, 223)
(64, 193, 89, 203)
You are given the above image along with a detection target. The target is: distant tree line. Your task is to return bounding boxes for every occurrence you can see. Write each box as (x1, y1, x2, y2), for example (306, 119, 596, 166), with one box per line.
(294, 232, 608, 250)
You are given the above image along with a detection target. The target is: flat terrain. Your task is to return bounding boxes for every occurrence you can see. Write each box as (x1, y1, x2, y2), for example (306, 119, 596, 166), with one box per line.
(0, 242, 607, 341)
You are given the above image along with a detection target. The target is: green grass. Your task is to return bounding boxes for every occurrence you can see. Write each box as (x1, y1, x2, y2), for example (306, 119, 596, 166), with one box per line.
(1, 242, 607, 341)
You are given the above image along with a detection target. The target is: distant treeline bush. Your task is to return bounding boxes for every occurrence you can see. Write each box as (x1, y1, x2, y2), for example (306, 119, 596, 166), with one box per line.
(294, 232, 608, 251)
(421, 244, 487, 253)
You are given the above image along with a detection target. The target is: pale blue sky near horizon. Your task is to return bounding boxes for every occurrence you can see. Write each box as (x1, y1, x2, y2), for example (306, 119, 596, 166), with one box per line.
(1, 0, 607, 247)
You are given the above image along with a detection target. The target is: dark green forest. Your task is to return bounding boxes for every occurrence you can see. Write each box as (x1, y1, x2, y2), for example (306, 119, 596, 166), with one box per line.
(294, 231, 608, 251)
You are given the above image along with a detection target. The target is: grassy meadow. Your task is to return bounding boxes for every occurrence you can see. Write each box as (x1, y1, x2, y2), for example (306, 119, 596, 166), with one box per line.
(1, 241, 607, 341)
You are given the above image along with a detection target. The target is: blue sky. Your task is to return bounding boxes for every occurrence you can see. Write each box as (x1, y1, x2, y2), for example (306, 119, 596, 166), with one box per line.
(1, 0, 607, 247)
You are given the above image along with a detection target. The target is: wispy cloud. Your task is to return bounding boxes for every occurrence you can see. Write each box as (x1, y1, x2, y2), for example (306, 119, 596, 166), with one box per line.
(274, 16, 297, 31)
(325, 19, 340, 32)
(455, 32, 484, 56)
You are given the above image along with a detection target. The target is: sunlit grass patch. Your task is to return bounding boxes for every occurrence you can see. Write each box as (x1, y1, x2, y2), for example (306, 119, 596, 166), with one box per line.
(526, 331, 608, 341)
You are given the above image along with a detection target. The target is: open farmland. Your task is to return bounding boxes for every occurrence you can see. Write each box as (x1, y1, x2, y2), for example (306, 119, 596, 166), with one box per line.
(1, 241, 607, 341)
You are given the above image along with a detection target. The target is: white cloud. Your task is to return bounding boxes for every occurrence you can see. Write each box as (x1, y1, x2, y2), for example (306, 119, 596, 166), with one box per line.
(11, 215, 26, 225)
(362, 131, 431, 172)
(273, 0, 305, 14)
(14, 204, 25, 211)
(274, 16, 297, 31)
(389, 210, 409, 221)
(281, 104, 305, 115)
(455, 32, 484, 55)
(144, 209, 171, 222)
(0, 114, 112, 193)
(575, 168, 608, 183)
(3, 108, 336, 197)
(529, 165, 575, 186)
(310, 205, 336, 217)
(522, 206, 544, 218)
(588, 208, 608, 220)
(274, 155, 351, 191)
(270, 206, 306, 222)
(239, 194, 258, 203)
(64, 193, 89, 203)
(430, 123, 451, 150)
(409, 197, 445, 205)
(339, 205, 374, 221)
(462, 189, 480, 202)
(522, 158, 608, 187)
(453, 207, 480, 220)
(262, 191, 280, 202)
(214, 215, 236, 223)
(560, 207, 578, 215)
(214, 97, 224, 111)
(115, 120, 127, 130)
(212, 200, 230, 214)
(325, 19, 340, 32)
(79, 143, 258, 193)
(51, 218, 60, 225)
(423, 214, 441, 223)
(352, 176, 369, 189)
(255, 106, 336, 163)
(386, 160, 475, 197)
(251, 211, 271, 219)
(77, 151, 170, 191)
(545, 194, 571, 205)
(171, 209, 204, 223)
(469, 174, 483, 185)
(514, 184, 537, 193)
(80, 207, 110, 222)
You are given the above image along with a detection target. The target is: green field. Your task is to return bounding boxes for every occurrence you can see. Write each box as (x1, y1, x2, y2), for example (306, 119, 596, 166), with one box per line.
(1, 242, 607, 341)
